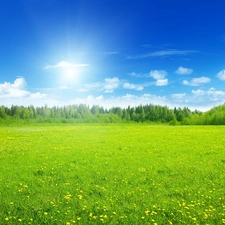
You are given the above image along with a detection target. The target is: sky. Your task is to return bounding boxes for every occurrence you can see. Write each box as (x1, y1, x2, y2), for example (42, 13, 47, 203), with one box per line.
(1, 0, 225, 111)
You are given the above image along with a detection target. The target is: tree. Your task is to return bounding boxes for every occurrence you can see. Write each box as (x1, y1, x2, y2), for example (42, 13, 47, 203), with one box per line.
(141, 107, 145, 122)
(0, 106, 6, 118)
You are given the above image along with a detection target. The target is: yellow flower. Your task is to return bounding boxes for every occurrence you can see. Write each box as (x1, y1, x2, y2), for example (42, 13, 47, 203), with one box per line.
(77, 195, 82, 200)
(5, 218, 9, 221)
(64, 194, 72, 200)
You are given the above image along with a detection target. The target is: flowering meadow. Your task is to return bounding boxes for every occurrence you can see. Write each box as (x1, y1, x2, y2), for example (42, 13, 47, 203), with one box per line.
(0, 125, 225, 224)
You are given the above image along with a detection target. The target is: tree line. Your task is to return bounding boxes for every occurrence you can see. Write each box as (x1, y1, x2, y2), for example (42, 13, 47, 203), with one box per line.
(0, 103, 224, 125)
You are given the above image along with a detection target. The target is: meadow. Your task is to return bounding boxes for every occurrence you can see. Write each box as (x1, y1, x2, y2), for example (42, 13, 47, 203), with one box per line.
(0, 124, 225, 224)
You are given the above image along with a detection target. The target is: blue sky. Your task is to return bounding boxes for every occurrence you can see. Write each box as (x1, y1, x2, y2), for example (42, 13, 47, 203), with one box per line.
(1, 0, 225, 111)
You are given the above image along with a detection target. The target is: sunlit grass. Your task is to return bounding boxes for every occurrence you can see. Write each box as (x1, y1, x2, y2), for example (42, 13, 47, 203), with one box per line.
(0, 125, 225, 224)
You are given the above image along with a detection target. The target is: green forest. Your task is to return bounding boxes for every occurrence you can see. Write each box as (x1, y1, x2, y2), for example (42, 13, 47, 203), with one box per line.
(0, 103, 225, 125)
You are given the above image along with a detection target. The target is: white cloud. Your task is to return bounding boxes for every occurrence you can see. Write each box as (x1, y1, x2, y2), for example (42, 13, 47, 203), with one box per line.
(182, 80, 189, 85)
(123, 83, 135, 89)
(45, 61, 89, 69)
(206, 87, 225, 100)
(148, 50, 197, 57)
(149, 70, 168, 86)
(104, 77, 119, 93)
(182, 76, 211, 86)
(156, 79, 168, 86)
(13, 77, 27, 88)
(102, 52, 118, 55)
(8, 89, 29, 98)
(85, 82, 102, 89)
(59, 85, 69, 90)
(0, 78, 28, 97)
(191, 89, 205, 96)
(176, 66, 193, 75)
(70, 95, 104, 106)
(127, 49, 198, 59)
(84, 77, 120, 93)
(192, 88, 225, 102)
(171, 87, 225, 111)
(0, 77, 25, 90)
(171, 93, 187, 103)
(118, 94, 167, 106)
(0, 78, 50, 106)
(136, 87, 144, 91)
(150, 70, 167, 79)
(84, 77, 151, 93)
(70, 93, 167, 109)
(77, 88, 88, 92)
(96, 95, 104, 100)
(129, 72, 139, 77)
(2, 78, 225, 112)
(123, 82, 143, 91)
(50, 86, 225, 112)
(30, 92, 47, 99)
(128, 71, 148, 77)
(217, 70, 225, 80)
(172, 93, 186, 99)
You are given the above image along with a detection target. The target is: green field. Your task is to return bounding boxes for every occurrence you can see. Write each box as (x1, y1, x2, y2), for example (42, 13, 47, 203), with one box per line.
(0, 125, 225, 224)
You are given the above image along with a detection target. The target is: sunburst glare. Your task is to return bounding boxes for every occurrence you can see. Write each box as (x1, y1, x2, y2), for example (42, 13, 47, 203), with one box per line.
(63, 67, 77, 82)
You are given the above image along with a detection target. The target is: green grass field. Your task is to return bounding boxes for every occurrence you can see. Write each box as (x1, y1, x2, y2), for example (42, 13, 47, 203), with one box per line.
(1, 125, 225, 224)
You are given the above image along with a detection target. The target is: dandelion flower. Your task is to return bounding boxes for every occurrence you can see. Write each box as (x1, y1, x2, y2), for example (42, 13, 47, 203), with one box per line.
(77, 195, 82, 200)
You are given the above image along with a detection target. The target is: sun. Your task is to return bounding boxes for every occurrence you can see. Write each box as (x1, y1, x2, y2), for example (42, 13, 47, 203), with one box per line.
(63, 68, 77, 82)
(49, 60, 89, 84)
